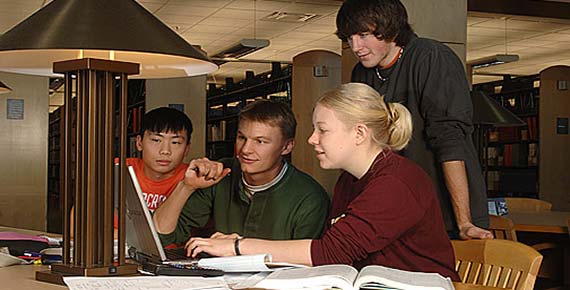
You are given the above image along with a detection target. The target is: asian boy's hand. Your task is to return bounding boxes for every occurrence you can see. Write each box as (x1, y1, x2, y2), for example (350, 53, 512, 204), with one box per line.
(183, 158, 231, 190)
(210, 232, 241, 240)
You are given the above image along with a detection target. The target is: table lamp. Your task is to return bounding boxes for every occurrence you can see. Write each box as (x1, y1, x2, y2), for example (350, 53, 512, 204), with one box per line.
(0, 80, 12, 93)
(471, 90, 526, 171)
(0, 0, 217, 284)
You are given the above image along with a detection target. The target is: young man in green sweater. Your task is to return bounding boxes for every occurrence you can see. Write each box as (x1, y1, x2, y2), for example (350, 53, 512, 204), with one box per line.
(153, 100, 330, 246)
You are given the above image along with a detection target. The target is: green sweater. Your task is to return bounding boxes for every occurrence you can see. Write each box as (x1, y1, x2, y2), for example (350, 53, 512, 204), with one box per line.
(159, 158, 330, 245)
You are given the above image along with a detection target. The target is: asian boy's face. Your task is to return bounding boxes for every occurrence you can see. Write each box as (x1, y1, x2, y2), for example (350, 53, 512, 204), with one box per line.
(136, 130, 190, 180)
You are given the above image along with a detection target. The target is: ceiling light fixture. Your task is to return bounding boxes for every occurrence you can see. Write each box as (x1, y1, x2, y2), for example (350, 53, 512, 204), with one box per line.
(468, 17, 519, 70)
(213, 38, 270, 60)
(263, 11, 319, 22)
(212, 0, 269, 64)
(468, 54, 520, 69)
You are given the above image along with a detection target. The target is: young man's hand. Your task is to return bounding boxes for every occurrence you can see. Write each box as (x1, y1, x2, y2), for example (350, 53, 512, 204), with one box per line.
(183, 158, 231, 190)
(458, 222, 494, 240)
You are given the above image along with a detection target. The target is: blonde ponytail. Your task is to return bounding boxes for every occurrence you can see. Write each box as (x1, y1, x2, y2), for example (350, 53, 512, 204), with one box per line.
(386, 102, 412, 151)
(317, 83, 413, 152)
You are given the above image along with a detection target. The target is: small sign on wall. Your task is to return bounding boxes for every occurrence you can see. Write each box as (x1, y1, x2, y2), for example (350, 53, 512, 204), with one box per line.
(557, 80, 568, 91)
(313, 65, 328, 77)
(168, 103, 184, 112)
(7, 98, 24, 120)
(557, 117, 569, 135)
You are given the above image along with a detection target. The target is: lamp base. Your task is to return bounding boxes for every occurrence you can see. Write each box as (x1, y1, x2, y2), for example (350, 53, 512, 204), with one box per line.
(36, 263, 138, 285)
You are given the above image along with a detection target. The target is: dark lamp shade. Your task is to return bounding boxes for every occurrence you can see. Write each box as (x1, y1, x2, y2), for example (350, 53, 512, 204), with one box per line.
(471, 90, 526, 127)
(0, 80, 11, 93)
(0, 0, 217, 78)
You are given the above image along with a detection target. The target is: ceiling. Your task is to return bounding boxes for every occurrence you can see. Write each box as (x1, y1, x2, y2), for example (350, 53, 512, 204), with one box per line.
(1, 0, 570, 87)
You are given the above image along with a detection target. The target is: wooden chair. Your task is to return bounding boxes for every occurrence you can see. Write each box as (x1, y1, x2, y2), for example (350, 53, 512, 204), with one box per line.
(488, 215, 517, 241)
(505, 197, 552, 213)
(452, 239, 543, 290)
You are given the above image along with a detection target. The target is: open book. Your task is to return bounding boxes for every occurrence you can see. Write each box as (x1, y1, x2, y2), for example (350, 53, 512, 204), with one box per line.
(253, 264, 454, 290)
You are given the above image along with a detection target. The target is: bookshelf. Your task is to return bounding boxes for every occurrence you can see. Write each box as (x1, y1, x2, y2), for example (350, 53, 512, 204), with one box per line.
(206, 63, 292, 160)
(122, 79, 146, 158)
(474, 75, 540, 198)
(47, 107, 64, 233)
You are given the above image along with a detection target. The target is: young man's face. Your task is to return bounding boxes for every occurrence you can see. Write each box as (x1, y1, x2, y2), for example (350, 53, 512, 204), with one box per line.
(235, 119, 294, 186)
(347, 32, 398, 68)
(136, 130, 190, 180)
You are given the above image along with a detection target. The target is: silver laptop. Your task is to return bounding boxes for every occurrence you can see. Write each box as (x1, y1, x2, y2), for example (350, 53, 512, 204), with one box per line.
(125, 165, 193, 264)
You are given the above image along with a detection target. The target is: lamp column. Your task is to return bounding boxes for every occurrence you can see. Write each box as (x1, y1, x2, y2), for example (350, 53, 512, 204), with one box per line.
(37, 58, 139, 284)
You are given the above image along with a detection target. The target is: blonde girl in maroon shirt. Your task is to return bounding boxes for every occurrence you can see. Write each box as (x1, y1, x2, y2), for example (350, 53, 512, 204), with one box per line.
(186, 83, 459, 280)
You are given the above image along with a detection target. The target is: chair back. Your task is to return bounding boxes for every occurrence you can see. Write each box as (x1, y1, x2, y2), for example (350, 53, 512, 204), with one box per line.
(505, 197, 552, 212)
(452, 239, 542, 290)
(488, 215, 517, 241)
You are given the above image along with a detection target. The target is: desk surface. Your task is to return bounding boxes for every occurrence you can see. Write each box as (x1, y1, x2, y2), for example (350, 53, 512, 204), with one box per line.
(0, 226, 508, 290)
(1, 265, 66, 290)
(0, 264, 506, 290)
(509, 211, 570, 234)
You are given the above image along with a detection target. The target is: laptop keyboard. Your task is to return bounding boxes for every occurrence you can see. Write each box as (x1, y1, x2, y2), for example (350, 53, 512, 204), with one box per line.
(164, 247, 189, 260)
(164, 247, 214, 260)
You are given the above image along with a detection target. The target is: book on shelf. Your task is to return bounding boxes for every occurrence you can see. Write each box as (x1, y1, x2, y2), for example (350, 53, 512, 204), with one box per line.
(486, 171, 500, 192)
(252, 264, 454, 290)
(528, 143, 538, 166)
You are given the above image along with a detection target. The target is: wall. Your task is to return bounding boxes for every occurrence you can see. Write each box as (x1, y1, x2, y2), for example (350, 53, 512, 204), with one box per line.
(539, 66, 570, 210)
(145, 76, 207, 161)
(292, 50, 342, 195)
(0, 72, 49, 230)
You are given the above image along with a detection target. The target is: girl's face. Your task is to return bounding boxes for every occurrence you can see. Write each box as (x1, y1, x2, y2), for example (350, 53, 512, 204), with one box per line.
(308, 104, 355, 170)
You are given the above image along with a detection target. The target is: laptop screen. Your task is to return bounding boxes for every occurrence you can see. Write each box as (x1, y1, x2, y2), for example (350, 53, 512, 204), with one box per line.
(125, 165, 168, 263)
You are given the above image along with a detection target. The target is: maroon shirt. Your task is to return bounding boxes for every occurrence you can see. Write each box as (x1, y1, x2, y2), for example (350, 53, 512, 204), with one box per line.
(311, 150, 459, 280)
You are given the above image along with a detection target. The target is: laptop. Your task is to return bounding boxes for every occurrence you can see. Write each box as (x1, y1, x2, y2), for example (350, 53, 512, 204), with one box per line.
(125, 165, 194, 265)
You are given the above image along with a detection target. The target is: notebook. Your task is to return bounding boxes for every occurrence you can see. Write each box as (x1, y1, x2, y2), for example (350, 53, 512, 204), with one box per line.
(125, 165, 194, 265)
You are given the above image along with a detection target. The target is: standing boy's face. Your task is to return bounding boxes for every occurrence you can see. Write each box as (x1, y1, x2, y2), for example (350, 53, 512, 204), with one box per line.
(347, 31, 398, 68)
(136, 130, 190, 180)
(235, 119, 294, 186)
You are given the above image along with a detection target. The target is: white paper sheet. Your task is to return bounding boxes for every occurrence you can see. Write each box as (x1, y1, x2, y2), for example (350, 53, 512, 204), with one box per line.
(197, 254, 272, 272)
(63, 276, 228, 290)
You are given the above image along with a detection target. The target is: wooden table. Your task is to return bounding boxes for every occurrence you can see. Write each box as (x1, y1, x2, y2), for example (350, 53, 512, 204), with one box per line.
(0, 264, 508, 290)
(1, 226, 508, 290)
(508, 211, 570, 286)
(0, 265, 66, 290)
(509, 211, 570, 234)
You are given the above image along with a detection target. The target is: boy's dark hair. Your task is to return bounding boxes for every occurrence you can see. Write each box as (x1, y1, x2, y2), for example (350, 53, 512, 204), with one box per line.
(336, 0, 414, 47)
(238, 99, 296, 140)
(141, 107, 193, 144)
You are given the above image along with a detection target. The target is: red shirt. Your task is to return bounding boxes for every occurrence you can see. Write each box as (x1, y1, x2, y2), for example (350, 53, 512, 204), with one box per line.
(311, 150, 459, 280)
(127, 158, 188, 212)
